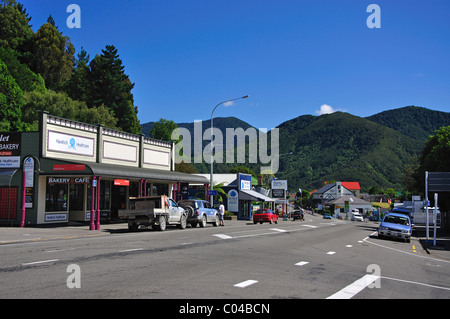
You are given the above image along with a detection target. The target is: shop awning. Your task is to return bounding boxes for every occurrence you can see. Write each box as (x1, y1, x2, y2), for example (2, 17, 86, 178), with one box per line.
(239, 189, 275, 202)
(39, 158, 209, 184)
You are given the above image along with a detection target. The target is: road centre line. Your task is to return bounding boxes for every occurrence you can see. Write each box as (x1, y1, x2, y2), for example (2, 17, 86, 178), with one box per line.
(234, 280, 258, 288)
(295, 261, 309, 266)
(270, 228, 288, 233)
(118, 248, 144, 253)
(21, 259, 59, 266)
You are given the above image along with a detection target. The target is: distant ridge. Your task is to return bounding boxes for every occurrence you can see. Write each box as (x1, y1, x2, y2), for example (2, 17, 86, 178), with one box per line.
(141, 106, 450, 192)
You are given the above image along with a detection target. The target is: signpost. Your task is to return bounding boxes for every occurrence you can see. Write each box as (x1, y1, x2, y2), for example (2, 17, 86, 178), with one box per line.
(272, 180, 288, 221)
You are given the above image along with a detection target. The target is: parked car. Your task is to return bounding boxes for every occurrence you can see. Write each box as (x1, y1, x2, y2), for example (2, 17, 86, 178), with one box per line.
(351, 213, 364, 222)
(178, 199, 219, 227)
(292, 209, 304, 221)
(378, 212, 413, 243)
(323, 213, 332, 219)
(253, 208, 278, 224)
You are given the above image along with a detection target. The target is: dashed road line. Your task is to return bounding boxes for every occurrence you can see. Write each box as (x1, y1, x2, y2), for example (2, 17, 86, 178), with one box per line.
(295, 261, 309, 266)
(21, 259, 59, 266)
(234, 280, 258, 288)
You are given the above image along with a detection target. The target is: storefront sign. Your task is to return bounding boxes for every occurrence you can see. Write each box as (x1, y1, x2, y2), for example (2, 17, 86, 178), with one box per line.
(272, 180, 287, 190)
(114, 179, 130, 186)
(48, 131, 94, 156)
(0, 157, 20, 168)
(272, 189, 286, 199)
(53, 164, 86, 171)
(227, 189, 239, 212)
(0, 133, 21, 157)
(45, 213, 68, 222)
(238, 173, 252, 190)
(48, 177, 90, 184)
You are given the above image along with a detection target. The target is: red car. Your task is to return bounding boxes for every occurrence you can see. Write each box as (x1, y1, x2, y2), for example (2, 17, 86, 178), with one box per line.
(253, 209, 278, 224)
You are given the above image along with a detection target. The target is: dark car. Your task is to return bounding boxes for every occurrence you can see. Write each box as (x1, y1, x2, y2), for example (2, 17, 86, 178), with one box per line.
(292, 209, 304, 221)
(253, 208, 278, 224)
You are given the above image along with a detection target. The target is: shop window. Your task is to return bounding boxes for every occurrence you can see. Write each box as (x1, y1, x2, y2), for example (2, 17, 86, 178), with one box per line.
(129, 181, 139, 198)
(0, 187, 17, 219)
(153, 183, 168, 196)
(46, 183, 68, 212)
(87, 180, 112, 211)
(69, 184, 84, 211)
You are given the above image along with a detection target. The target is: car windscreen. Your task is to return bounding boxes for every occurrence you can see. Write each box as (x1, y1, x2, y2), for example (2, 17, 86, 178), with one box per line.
(384, 215, 410, 226)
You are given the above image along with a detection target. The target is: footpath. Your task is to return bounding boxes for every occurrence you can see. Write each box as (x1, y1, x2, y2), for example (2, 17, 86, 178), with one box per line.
(0, 222, 129, 245)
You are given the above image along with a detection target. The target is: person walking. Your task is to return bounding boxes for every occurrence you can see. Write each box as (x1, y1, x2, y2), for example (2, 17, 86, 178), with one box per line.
(218, 201, 225, 226)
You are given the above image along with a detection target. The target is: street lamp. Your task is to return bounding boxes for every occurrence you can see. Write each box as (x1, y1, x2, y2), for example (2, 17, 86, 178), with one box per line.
(210, 95, 250, 205)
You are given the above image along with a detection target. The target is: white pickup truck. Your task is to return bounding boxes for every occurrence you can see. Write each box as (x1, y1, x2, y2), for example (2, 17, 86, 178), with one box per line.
(118, 195, 187, 231)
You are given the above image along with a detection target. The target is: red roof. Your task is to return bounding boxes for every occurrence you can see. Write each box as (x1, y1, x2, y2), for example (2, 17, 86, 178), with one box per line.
(341, 182, 361, 190)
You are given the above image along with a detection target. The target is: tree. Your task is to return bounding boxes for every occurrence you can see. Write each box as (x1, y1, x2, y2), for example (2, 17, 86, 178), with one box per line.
(64, 47, 90, 102)
(0, 0, 33, 53)
(30, 22, 75, 90)
(88, 45, 140, 134)
(0, 57, 24, 131)
(150, 118, 178, 142)
(420, 126, 450, 172)
(0, 47, 46, 93)
(22, 90, 118, 131)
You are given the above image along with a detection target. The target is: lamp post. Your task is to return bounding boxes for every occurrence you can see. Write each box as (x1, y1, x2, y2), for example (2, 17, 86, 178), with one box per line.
(210, 95, 249, 205)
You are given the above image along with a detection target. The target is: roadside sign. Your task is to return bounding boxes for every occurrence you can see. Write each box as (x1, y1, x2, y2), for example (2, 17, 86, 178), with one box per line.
(209, 190, 218, 196)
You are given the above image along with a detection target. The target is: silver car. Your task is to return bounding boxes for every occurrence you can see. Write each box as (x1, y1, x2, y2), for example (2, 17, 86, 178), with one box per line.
(178, 199, 220, 228)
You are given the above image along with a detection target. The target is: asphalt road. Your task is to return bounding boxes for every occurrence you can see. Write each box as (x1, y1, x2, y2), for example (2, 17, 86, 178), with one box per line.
(1, 214, 450, 302)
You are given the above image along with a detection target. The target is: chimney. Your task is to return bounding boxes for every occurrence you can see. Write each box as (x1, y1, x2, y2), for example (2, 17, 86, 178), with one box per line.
(336, 182, 342, 197)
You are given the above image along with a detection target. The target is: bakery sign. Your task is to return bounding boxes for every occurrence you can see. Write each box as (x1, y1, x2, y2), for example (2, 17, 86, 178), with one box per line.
(0, 133, 21, 168)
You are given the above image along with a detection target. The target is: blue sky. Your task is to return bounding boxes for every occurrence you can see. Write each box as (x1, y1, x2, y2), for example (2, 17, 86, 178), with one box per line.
(19, 0, 450, 130)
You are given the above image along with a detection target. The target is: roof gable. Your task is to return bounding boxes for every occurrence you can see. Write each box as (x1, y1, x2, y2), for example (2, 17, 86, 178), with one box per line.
(341, 182, 361, 190)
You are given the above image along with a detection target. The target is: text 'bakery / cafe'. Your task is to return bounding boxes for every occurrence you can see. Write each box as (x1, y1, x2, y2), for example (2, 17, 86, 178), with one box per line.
(0, 112, 209, 229)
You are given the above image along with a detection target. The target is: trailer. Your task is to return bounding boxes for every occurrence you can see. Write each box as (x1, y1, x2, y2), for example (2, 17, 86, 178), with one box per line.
(118, 195, 187, 231)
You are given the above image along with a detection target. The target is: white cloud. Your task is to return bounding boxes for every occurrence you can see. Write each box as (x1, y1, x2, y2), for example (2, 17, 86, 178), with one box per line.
(223, 101, 234, 107)
(315, 104, 336, 115)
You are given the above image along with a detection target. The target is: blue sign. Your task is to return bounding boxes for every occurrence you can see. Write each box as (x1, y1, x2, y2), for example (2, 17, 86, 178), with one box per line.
(209, 190, 218, 196)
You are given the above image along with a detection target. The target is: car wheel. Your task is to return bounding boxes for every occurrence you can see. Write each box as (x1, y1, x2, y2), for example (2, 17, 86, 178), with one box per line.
(213, 214, 219, 227)
(178, 214, 187, 229)
(200, 215, 207, 228)
(269, 218, 273, 224)
(155, 215, 167, 231)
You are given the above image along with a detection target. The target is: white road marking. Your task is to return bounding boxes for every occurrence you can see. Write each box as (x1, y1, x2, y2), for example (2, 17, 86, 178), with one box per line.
(22, 259, 59, 266)
(327, 275, 380, 299)
(270, 228, 288, 233)
(295, 261, 309, 266)
(302, 225, 318, 229)
(327, 251, 336, 255)
(381, 276, 450, 291)
(118, 248, 143, 253)
(214, 234, 233, 240)
(234, 280, 258, 288)
(346, 245, 353, 248)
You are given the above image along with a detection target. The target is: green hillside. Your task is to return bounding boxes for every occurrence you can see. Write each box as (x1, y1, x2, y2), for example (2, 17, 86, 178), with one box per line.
(141, 106, 449, 192)
(275, 112, 421, 192)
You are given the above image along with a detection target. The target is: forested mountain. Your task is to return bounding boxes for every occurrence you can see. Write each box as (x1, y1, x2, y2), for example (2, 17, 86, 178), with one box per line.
(366, 106, 450, 141)
(275, 111, 421, 192)
(144, 107, 449, 192)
